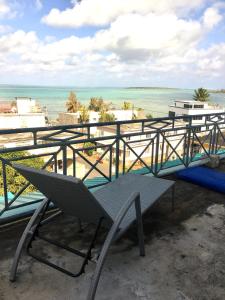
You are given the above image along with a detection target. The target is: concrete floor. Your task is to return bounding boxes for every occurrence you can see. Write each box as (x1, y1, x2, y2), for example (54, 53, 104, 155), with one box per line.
(1, 168, 225, 300)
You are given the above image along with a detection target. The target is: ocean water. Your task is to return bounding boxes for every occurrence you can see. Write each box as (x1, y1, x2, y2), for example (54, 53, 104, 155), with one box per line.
(0, 85, 224, 119)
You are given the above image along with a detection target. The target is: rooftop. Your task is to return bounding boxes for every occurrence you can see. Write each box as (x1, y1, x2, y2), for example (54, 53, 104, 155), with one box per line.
(1, 163, 225, 300)
(174, 99, 202, 103)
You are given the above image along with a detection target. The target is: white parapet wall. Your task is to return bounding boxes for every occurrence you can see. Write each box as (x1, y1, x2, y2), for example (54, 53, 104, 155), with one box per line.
(0, 113, 46, 129)
(16, 98, 37, 114)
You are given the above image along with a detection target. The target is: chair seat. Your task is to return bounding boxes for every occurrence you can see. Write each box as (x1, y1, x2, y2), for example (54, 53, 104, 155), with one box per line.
(93, 173, 174, 235)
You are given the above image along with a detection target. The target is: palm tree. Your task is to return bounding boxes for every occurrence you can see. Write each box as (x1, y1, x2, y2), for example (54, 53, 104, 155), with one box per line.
(88, 97, 109, 112)
(122, 101, 132, 110)
(66, 91, 81, 112)
(79, 105, 89, 123)
(193, 88, 210, 102)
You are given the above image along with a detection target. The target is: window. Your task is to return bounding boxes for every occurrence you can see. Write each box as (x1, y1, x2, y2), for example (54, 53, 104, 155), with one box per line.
(193, 116, 202, 120)
(194, 105, 204, 109)
(169, 111, 175, 117)
(184, 104, 192, 108)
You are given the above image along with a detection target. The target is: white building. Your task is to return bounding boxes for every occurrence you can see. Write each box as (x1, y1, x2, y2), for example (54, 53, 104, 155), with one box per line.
(0, 98, 46, 129)
(169, 100, 224, 124)
(0, 113, 46, 129)
(108, 109, 137, 121)
(15, 97, 41, 114)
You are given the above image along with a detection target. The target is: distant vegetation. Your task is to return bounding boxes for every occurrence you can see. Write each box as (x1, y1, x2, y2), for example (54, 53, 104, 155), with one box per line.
(145, 113, 153, 119)
(210, 89, 225, 94)
(65, 92, 152, 122)
(193, 88, 210, 102)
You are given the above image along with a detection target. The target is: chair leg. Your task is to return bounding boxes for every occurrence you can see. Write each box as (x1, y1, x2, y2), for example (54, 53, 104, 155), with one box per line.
(9, 199, 49, 282)
(87, 192, 144, 300)
(135, 194, 145, 257)
(25, 218, 103, 278)
(87, 225, 117, 300)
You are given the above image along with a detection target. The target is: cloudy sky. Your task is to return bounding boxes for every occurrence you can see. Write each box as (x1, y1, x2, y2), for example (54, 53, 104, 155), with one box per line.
(0, 0, 225, 88)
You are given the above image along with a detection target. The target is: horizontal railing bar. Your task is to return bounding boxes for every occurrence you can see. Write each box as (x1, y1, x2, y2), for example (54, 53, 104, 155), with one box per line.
(1, 198, 45, 213)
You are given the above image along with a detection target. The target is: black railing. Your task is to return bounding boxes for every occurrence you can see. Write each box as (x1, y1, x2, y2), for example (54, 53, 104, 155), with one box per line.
(1, 112, 225, 224)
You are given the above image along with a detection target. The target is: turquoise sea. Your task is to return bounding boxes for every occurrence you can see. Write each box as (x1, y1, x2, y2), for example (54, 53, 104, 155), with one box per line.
(0, 85, 224, 119)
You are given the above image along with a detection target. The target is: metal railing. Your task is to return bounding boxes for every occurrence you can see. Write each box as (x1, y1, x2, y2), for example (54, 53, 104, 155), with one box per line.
(1, 112, 225, 224)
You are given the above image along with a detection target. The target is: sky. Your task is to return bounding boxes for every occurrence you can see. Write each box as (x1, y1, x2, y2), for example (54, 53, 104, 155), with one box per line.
(0, 0, 225, 88)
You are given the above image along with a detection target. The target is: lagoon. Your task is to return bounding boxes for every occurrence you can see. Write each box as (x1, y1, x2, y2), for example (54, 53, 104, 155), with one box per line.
(0, 85, 224, 119)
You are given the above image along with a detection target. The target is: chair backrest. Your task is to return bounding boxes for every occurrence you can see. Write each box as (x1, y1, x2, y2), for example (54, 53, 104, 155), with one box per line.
(13, 164, 112, 225)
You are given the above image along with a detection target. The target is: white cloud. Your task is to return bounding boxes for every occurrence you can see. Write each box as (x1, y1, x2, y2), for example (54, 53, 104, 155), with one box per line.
(0, 0, 10, 18)
(35, 0, 43, 11)
(42, 0, 207, 28)
(203, 7, 223, 29)
(93, 13, 203, 61)
(0, 3, 224, 87)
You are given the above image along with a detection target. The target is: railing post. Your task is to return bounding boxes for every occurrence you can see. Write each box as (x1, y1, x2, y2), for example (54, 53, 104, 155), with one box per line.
(62, 145, 67, 175)
(211, 124, 217, 154)
(33, 131, 37, 146)
(185, 120, 192, 167)
(115, 124, 120, 178)
(2, 161, 8, 210)
(154, 130, 160, 176)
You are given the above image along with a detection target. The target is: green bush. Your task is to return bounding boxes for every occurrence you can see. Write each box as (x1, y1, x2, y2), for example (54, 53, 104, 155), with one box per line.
(0, 151, 44, 196)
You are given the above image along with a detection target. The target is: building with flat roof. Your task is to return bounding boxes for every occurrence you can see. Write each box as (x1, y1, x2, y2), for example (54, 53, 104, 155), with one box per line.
(0, 98, 46, 129)
(169, 100, 224, 124)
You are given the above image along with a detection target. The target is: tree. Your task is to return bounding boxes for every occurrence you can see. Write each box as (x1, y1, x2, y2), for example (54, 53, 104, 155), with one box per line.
(0, 151, 44, 196)
(66, 91, 81, 112)
(99, 111, 116, 122)
(88, 97, 109, 112)
(122, 101, 132, 110)
(193, 88, 210, 102)
(83, 142, 96, 156)
(145, 113, 153, 119)
(79, 105, 89, 123)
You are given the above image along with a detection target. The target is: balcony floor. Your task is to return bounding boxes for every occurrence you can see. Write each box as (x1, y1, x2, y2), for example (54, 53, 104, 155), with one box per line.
(1, 164, 225, 300)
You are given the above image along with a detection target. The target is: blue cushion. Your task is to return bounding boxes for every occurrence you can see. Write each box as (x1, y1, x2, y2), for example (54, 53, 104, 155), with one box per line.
(177, 166, 225, 194)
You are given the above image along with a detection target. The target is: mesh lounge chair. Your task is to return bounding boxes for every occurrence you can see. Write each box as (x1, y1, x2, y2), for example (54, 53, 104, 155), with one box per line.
(10, 164, 175, 299)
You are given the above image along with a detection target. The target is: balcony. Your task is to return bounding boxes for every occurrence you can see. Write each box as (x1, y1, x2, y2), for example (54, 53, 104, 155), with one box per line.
(1, 113, 225, 299)
(1, 166, 225, 299)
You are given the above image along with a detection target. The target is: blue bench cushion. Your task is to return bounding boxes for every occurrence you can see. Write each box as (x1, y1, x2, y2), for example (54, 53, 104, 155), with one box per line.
(177, 166, 225, 194)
